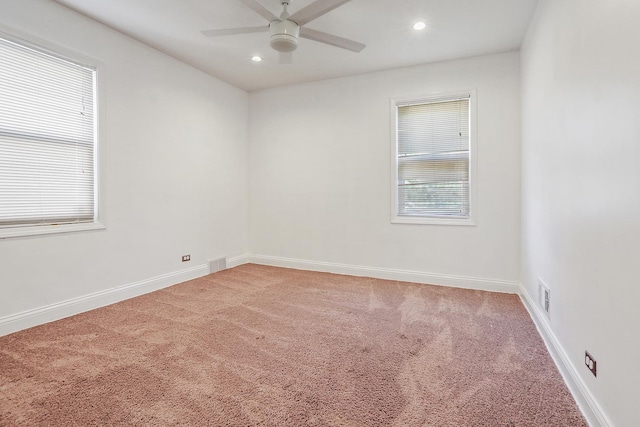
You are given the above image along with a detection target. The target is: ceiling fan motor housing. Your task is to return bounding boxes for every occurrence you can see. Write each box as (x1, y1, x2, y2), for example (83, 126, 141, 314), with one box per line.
(269, 19, 299, 52)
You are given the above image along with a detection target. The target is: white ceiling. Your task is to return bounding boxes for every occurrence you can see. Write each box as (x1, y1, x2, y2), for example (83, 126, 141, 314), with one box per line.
(52, 0, 539, 92)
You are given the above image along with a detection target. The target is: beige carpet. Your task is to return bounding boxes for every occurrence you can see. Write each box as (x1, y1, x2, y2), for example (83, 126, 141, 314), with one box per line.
(0, 264, 586, 426)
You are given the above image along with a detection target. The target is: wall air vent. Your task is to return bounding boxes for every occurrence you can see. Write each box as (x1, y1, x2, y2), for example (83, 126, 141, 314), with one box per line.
(538, 278, 551, 318)
(208, 257, 227, 274)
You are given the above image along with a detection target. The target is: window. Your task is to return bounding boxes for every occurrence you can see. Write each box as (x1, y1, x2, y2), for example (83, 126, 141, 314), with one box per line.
(391, 91, 476, 225)
(0, 31, 103, 238)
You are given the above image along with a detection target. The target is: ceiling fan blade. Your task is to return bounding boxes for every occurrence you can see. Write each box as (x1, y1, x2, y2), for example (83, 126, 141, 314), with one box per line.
(201, 26, 269, 37)
(279, 51, 293, 65)
(238, 0, 278, 22)
(289, 0, 352, 26)
(300, 27, 365, 52)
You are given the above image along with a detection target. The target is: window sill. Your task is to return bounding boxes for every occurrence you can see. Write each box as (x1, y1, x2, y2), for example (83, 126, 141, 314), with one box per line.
(392, 215, 476, 226)
(0, 222, 106, 240)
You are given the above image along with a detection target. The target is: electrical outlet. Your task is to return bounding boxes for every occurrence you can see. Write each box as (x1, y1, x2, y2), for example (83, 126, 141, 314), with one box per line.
(585, 351, 597, 377)
(181, 255, 191, 262)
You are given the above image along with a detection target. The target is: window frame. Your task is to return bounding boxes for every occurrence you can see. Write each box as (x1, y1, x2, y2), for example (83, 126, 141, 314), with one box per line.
(390, 89, 477, 226)
(0, 26, 106, 240)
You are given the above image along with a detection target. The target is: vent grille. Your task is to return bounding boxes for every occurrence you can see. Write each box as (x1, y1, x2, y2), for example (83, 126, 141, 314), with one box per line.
(538, 278, 550, 318)
(208, 257, 227, 274)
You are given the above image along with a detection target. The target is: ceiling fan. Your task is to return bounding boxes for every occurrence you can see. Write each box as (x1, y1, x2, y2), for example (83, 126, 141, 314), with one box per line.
(201, 0, 366, 64)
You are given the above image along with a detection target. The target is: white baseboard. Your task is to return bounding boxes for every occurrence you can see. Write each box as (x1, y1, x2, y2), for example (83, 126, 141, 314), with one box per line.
(0, 264, 209, 337)
(248, 254, 520, 293)
(519, 285, 611, 427)
(227, 253, 251, 268)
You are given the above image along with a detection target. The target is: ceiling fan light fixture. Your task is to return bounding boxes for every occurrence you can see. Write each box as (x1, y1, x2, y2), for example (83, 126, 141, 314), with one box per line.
(269, 19, 300, 52)
(201, 0, 366, 63)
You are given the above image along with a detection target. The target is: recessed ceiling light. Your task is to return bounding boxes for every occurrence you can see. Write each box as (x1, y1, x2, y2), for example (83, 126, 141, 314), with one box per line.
(413, 22, 426, 31)
(251, 56, 262, 62)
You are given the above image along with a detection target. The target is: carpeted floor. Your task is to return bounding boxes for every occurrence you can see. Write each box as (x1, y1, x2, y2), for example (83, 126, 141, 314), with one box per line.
(0, 264, 586, 426)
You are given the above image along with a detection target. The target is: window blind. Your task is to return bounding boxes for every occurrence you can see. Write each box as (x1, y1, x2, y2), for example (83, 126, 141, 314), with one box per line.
(397, 96, 470, 218)
(0, 34, 96, 228)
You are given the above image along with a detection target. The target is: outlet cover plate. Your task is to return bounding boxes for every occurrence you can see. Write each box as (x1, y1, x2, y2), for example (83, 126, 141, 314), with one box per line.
(585, 351, 597, 377)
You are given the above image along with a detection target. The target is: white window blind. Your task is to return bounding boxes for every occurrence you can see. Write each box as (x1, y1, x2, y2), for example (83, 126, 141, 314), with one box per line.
(0, 34, 96, 228)
(396, 96, 470, 218)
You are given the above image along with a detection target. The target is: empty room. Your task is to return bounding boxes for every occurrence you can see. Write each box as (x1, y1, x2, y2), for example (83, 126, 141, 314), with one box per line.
(0, 0, 638, 425)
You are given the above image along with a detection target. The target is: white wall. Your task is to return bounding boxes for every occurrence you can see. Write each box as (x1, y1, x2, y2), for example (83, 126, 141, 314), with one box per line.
(521, 1, 640, 425)
(0, 0, 249, 326)
(249, 52, 521, 285)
